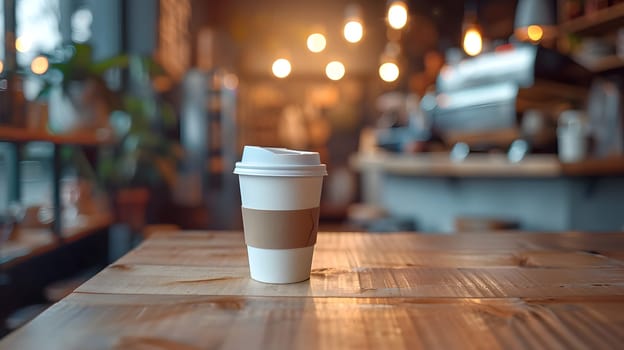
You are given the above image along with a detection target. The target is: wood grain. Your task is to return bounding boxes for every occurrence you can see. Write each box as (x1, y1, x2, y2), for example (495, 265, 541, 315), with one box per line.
(2, 231, 624, 349)
(3, 293, 624, 350)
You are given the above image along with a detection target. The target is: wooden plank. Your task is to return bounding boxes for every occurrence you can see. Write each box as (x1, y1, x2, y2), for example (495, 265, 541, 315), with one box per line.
(0, 229, 56, 265)
(77, 233, 624, 298)
(118, 244, 623, 269)
(350, 152, 562, 177)
(118, 233, 624, 269)
(351, 152, 624, 177)
(75, 262, 624, 298)
(0, 215, 112, 268)
(0, 126, 114, 145)
(141, 231, 624, 254)
(2, 293, 624, 350)
(560, 157, 624, 176)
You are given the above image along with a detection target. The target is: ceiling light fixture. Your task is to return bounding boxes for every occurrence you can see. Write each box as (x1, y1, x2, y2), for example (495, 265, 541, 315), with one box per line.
(343, 4, 364, 43)
(463, 28, 483, 56)
(379, 61, 399, 82)
(272, 58, 291, 78)
(326, 61, 346, 80)
(307, 33, 327, 53)
(514, 0, 556, 42)
(387, 1, 408, 30)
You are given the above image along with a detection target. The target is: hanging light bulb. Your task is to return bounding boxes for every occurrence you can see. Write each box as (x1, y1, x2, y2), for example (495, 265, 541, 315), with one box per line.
(526, 25, 543, 42)
(344, 20, 363, 43)
(307, 33, 327, 53)
(343, 4, 364, 43)
(461, 6, 484, 56)
(379, 61, 399, 82)
(387, 1, 408, 30)
(463, 28, 482, 56)
(326, 61, 345, 81)
(272, 58, 291, 78)
(514, 0, 556, 42)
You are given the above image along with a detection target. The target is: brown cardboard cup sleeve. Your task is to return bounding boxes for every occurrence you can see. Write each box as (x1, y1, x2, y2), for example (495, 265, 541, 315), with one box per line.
(242, 207, 320, 249)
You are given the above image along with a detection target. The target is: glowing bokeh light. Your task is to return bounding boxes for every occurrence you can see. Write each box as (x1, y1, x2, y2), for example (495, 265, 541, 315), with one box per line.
(343, 21, 363, 43)
(463, 28, 483, 56)
(325, 61, 345, 81)
(387, 1, 408, 30)
(223, 73, 239, 89)
(272, 58, 292, 78)
(379, 62, 399, 82)
(307, 33, 327, 53)
(527, 25, 544, 42)
(16, 36, 32, 53)
(31, 56, 49, 75)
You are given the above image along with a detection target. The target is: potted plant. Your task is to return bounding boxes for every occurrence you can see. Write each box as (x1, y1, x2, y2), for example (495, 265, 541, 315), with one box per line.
(37, 46, 181, 232)
(97, 56, 181, 232)
(37, 43, 128, 133)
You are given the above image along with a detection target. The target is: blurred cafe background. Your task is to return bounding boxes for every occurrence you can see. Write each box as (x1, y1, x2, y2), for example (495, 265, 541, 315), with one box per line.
(1, 0, 624, 336)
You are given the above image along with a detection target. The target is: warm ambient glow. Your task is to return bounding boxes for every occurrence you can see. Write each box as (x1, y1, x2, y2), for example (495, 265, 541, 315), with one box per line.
(31, 56, 49, 75)
(272, 58, 291, 78)
(463, 28, 483, 56)
(343, 20, 363, 43)
(223, 73, 239, 90)
(527, 25, 544, 42)
(15, 36, 32, 53)
(0, 60, 3, 74)
(387, 1, 408, 30)
(379, 62, 399, 82)
(325, 61, 345, 81)
(307, 33, 327, 53)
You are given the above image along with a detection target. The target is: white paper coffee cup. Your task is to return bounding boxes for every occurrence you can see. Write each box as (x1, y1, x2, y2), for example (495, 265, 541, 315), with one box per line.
(234, 146, 327, 284)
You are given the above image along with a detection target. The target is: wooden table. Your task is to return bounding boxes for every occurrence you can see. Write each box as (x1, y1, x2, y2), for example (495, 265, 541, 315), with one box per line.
(2, 231, 624, 349)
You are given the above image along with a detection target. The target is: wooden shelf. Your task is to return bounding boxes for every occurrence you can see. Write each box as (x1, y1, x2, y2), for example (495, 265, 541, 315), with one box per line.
(0, 126, 115, 145)
(585, 55, 624, 73)
(350, 152, 624, 178)
(559, 3, 624, 35)
(560, 156, 624, 176)
(351, 152, 562, 177)
(1, 215, 113, 268)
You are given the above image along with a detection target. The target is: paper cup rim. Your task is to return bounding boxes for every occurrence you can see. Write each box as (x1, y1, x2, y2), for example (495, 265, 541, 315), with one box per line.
(234, 163, 327, 177)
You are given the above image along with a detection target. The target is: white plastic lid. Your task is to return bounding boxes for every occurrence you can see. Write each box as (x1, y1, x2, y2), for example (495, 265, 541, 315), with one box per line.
(234, 146, 327, 177)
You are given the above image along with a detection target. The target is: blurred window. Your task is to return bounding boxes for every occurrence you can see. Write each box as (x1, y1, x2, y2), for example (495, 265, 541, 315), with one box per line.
(16, 0, 62, 67)
(0, 1, 4, 61)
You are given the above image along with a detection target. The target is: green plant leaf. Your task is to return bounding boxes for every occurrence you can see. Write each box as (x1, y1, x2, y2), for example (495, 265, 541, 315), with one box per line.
(72, 43, 93, 69)
(91, 55, 130, 75)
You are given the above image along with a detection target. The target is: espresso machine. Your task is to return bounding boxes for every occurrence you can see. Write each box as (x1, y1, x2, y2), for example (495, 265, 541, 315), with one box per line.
(428, 44, 595, 153)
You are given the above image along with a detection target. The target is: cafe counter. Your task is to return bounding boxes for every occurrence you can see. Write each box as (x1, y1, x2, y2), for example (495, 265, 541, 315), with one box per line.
(350, 152, 624, 232)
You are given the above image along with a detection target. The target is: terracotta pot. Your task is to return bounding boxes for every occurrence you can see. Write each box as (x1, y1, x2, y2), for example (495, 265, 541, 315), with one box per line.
(115, 187, 150, 232)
